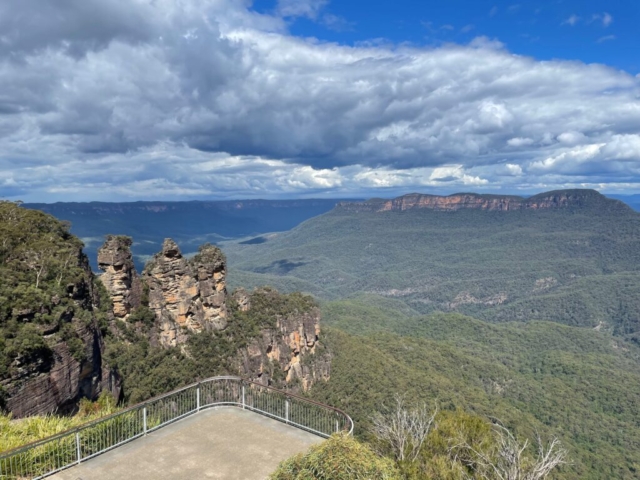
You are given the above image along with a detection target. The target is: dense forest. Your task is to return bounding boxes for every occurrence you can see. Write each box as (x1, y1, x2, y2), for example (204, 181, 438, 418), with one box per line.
(312, 297, 640, 478)
(224, 190, 640, 342)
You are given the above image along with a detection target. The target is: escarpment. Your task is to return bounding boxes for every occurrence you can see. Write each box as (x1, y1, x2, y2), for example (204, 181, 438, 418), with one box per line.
(142, 239, 228, 347)
(338, 189, 625, 213)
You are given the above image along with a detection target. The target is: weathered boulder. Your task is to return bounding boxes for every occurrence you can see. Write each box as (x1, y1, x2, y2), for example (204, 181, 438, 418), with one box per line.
(143, 239, 228, 347)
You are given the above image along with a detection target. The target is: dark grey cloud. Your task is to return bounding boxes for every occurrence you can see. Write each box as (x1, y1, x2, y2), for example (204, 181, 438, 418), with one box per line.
(0, 0, 639, 201)
(0, 0, 155, 59)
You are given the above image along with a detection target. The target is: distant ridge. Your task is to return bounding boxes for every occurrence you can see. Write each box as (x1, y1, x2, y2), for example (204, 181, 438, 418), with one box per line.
(337, 189, 628, 213)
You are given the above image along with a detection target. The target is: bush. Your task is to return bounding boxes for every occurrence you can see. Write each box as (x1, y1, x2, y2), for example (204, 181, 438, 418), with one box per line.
(269, 433, 401, 480)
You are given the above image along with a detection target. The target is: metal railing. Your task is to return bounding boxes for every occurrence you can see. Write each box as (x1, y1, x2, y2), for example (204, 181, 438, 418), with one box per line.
(0, 376, 353, 480)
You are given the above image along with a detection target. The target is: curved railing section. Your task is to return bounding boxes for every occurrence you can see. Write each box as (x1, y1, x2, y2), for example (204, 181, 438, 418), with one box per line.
(0, 376, 353, 479)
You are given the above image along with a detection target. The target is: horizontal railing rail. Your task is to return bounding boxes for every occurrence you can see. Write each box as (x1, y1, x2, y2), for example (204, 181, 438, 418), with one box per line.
(0, 376, 353, 480)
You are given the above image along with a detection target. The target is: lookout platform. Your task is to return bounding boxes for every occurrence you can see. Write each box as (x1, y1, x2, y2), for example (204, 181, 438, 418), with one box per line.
(49, 407, 322, 480)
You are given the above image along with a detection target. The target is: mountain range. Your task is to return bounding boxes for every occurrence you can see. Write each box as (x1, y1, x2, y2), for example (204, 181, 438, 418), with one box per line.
(222, 189, 640, 343)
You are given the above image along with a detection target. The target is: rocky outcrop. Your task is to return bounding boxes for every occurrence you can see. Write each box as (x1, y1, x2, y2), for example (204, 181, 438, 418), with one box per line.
(97, 235, 141, 319)
(235, 290, 330, 392)
(3, 323, 121, 417)
(143, 239, 228, 347)
(337, 189, 620, 213)
(232, 288, 251, 312)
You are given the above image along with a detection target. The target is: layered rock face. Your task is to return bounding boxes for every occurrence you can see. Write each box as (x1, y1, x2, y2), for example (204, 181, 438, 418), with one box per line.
(338, 189, 615, 213)
(143, 239, 228, 347)
(4, 323, 121, 417)
(235, 291, 330, 391)
(97, 235, 141, 319)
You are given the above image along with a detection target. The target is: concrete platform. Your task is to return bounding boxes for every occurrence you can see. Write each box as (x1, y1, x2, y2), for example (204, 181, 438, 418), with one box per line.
(49, 407, 323, 480)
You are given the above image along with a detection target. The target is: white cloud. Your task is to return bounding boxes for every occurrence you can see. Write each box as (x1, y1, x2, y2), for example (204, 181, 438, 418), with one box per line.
(557, 132, 587, 145)
(592, 12, 614, 27)
(507, 137, 534, 147)
(505, 164, 523, 175)
(563, 14, 580, 26)
(276, 0, 328, 20)
(0, 0, 639, 201)
(597, 35, 616, 43)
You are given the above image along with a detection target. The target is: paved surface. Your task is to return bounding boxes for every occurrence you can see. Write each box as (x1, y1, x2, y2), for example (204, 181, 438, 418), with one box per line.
(50, 407, 323, 480)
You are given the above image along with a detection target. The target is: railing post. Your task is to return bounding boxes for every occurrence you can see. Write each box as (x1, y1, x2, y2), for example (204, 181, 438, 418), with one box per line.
(75, 432, 81, 465)
(335, 419, 339, 433)
(285, 400, 289, 423)
(197, 383, 201, 412)
(143, 406, 148, 435)
(242, 385, 246, 409)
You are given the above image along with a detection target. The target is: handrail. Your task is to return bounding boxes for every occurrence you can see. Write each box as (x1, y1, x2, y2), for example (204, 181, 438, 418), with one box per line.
(0, 376, 353, 479)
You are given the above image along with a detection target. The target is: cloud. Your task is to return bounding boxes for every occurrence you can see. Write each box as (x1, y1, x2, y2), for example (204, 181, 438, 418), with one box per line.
(563, 14, 580, 26)
(320, 14, 355, 32)
(597, 35, 616, 43)
(592, 12, 614, 27)
(507, 137, 534, 147)
(276, 0, 328, 20)
(0, 0, 639, 201)
(489, 6, 498, 17)
(505, 164, 523, 176)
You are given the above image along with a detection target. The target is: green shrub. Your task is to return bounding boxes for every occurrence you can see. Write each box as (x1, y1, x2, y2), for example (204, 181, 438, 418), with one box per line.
(269, 433, 401, 480)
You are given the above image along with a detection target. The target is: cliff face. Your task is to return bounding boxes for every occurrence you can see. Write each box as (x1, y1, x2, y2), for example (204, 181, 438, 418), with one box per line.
(4, 322, 121, 417)
(234, 289, 330, 391)
(142, 239, 228, 347)
(0, 223, 120, 418)
(338, 189, 617, 213)
(97, 235, 141, 319)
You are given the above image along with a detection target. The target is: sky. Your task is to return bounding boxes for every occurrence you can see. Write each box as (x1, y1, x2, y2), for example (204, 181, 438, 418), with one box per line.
(1, 0, 639, 202)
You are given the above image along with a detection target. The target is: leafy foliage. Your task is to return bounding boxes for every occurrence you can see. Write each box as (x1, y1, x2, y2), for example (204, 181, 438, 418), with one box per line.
(0, 201, 96, 379)
(269, 433, 401, 480)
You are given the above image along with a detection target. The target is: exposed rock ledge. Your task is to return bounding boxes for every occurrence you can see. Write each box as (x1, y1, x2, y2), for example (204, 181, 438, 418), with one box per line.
(337, 189, 621, 213)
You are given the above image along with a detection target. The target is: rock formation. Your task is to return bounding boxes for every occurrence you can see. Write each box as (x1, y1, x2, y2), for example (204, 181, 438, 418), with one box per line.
(338, 189, 619, 213)
(235, 289, 330, 391)
(97, 235, 141, 319)
(143, 239, 228, 347)
(95, 237, 329, 392)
